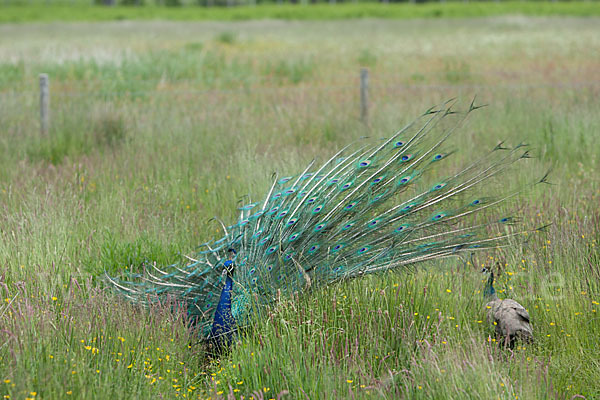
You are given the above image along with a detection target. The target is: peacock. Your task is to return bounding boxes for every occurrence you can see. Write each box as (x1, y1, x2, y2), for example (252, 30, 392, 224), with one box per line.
(107, 99, 544, 349)
(483, 264, 534, 347)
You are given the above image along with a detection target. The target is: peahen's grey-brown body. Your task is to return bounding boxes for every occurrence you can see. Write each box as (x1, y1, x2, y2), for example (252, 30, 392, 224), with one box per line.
(484, 271, 534, 347)
(107, 100, 543, 345)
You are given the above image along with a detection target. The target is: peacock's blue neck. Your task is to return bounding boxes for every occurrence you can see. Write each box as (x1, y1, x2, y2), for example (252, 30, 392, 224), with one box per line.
(208, 274, 236, 349)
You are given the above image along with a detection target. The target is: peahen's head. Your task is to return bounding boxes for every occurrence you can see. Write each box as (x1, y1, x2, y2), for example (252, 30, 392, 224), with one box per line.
(482, 267, 497, 300)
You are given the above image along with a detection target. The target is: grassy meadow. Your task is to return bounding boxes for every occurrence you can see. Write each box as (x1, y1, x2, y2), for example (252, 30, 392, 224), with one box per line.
(2, 2, 600, 23)
(1, 16, 600, 399)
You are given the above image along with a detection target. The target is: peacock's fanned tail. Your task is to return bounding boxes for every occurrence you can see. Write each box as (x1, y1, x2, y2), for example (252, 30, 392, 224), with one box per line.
(107, 100, 539, 339)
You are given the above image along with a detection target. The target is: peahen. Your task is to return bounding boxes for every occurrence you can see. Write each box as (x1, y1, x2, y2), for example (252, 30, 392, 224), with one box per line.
(107, 100, 543, 349)
(483, 265, 534, 347)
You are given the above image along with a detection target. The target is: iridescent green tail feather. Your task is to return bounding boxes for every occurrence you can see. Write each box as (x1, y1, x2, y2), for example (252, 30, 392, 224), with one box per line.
(107, 100, 537, 339)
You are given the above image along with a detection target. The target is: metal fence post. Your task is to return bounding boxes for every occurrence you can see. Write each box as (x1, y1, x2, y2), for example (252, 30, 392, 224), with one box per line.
(39, 73, 50, 136)
(360, 68, 368, 124)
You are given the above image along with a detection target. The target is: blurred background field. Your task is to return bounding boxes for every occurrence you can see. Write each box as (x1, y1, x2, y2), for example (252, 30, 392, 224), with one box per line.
(0, 14, 599, 400)
(1, 2, 600, 23)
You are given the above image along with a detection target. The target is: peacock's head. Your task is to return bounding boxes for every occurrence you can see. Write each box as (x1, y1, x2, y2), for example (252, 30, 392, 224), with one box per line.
(224, 248, 236, 277)
(481, 267, 496, 299)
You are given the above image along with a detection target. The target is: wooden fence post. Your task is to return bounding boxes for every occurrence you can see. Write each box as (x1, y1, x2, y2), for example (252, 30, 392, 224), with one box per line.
(39, 73, 49, 136)
(360, 68, 368, 124)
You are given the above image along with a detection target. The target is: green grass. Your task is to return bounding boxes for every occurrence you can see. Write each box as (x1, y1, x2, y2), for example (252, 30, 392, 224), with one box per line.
(1, 17, 600, 399)
(1, 2, 600, 23)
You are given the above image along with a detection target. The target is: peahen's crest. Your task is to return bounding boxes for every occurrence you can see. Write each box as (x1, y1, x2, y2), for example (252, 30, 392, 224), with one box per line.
(107, 100, 541, 340)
